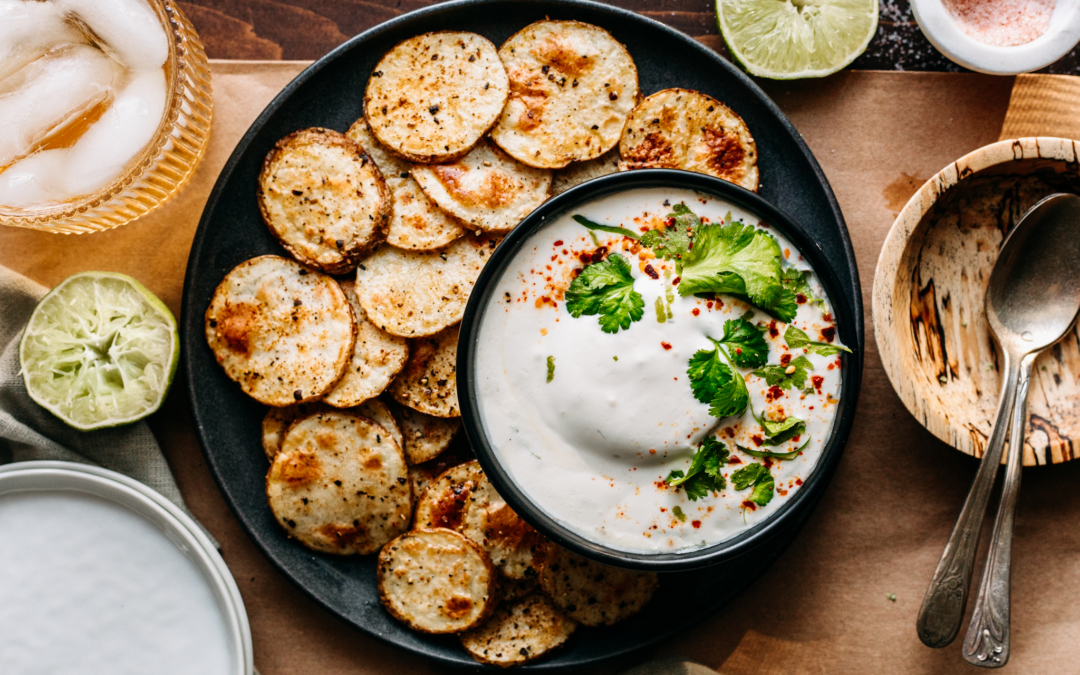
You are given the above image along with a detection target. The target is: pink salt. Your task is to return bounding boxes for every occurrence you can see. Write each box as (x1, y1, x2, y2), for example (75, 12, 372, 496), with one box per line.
(941, 0, 1055, 46)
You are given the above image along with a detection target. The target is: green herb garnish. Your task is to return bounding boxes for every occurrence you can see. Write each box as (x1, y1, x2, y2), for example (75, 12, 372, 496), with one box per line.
(672, 505, 687, 522)
(665, 436, 730, 501)
(639, 203, 697, 260)
(564, 253, 644, 334)
(715, 318, 769, 369)
(687, 339, 749, 418)
(784, 325, 851, 356)
(572, 215, 640, 240)
(752, 355, 814, 390)
(738, 436, 811, 460)
(546, 356, 555, 383)
(781, 268, 824, 307)
(731, 463, 775, 506)
(751, 404, 806, 446)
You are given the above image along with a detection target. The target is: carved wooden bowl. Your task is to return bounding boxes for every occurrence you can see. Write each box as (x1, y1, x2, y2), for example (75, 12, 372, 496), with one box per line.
(873, 137, 1080, 466)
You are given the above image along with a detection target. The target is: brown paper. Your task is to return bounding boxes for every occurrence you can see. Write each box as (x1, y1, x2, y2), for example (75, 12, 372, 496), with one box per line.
(1000, 74, 1080, 141)
(7, 66, 1080, 675)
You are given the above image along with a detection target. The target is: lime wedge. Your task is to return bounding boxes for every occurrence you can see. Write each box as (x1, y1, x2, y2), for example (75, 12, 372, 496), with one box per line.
(717, 0, 879, 79)
(20, 272, 179, 431)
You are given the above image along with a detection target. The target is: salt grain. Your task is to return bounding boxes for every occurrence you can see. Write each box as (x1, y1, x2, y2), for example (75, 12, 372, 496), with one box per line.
(942, 0, 1055, 46)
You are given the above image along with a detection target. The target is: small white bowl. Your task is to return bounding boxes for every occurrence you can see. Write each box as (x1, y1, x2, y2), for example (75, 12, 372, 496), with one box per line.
(910, 0, 1080, 74)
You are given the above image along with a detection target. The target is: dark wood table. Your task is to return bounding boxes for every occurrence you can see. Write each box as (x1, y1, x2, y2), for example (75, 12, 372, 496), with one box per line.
(179, 0, 1080, 74)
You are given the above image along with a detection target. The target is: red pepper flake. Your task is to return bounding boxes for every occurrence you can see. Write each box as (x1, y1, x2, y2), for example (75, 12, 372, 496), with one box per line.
(661, 341, 672, 350)
(723, 426, 736, 438)
(644, 264, 659, 279)
(827, 363, 835, 371)
(823, 313, 834, 322)
(820, 326, 836, 342)
(811, 375, 824, 390)
(672, 276, 680, 286)
(766, 385, 784, 402)
(654, 481, 668, 490)
(763, 458, 774, 469)
(777, 488, 789, 497)
(735, 347, 742, 355)
(795, 478, 803, 486)
(691, 520, 702, 529)
(667, 217, 676, 227)
(780, 353, 792, 366)
(791, 435, 801, 443)
(796, 293, 807, 304)
(768, 321, 779, 337)
(750, 435, 764, 447)
(706, 301, 713, 310)
(553, 240, 563, 246)
(728, 455, 742, 465)
(692, 308, 700, 316)
(741, 500, 757, 511)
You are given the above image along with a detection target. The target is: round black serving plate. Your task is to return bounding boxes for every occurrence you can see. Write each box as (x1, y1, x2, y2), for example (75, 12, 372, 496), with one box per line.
(457, 169, 862, 572)
(181, 0, 864, 669)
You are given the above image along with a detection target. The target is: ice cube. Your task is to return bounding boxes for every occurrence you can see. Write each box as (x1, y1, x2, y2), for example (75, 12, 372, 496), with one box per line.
(0, 43, 120, 168)
(57, 0, 168, 72)
(0, 148, 67, 208)
(0, 0, 88, 82)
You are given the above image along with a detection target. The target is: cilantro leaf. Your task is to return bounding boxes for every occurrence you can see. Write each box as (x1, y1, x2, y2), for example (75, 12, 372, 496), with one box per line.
(715, 318, 769, 369)
(687, 341, 749, 418)
(781, 268, 825, 307)
(572, 215, 640, 240)
(672, 505, 687, 522)
(752, 355, 814, 390)
(784, 325, 851, 356)
(564, 253, 644, 334)
(750, 474, 775, 506)
(546, 356, 555, 383)
(731, 463, 775, 506)
(739, 437, 811, 460)
(639, 203, 699, 262)
(665, 436, 730, 501)
(750, 404, 806, 445)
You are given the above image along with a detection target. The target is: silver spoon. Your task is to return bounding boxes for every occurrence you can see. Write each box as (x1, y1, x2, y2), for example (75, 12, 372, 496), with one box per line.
(916, 193, 1080, 653)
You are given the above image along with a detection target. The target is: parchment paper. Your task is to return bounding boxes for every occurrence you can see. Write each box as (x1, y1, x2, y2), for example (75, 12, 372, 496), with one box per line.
(4, 63, 1079, 674)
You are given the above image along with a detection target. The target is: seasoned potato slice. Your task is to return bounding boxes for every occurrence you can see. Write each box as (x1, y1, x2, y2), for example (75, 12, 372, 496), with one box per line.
(384, 397, 461, 464)
(205, 256, 355, 407)
(258, 128, 390, 273)
(619, 88, 759, 191)
(354, 234, 499, 337)
(539, 545, 658, 626)
(407, 439, 474, 497)
(365, 32, 509, 164)
(266, 411, 411, 555)
(490, 21, 638, 169)
(355, 397, 404, 451)
(388, 326, 460, 417)
(499, 576, 539, 603)
(347, 117, 467, 250)
(462, 474, 548, 580)
(460, 593, 577, 667)
(324, 280, 409, 407)
(412, 140, 551, 233)
(551, 147, 620, 196)
(414, 460, 484, 530)
(261, 401, 331, 461)
(378, 528, 495, 633)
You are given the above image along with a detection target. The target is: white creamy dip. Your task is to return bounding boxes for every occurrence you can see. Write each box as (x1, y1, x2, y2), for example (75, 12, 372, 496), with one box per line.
(474, 188, 845, 553)
(0, 490, 234, 674)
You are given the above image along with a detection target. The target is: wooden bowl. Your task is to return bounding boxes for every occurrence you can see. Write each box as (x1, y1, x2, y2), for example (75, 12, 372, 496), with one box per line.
(873, 137, 1080, 466)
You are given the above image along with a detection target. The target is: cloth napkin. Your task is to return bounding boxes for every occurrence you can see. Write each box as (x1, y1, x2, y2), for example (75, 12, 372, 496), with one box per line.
(999, 73, 1080, 140)
(0, 264, 207, 536)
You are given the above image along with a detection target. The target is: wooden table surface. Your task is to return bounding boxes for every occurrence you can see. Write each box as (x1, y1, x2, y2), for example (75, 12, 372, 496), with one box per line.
(178, 0, 1080, 74)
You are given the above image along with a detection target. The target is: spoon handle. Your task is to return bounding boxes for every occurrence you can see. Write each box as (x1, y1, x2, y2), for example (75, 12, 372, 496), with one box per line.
(962, 353, 1035, 667)
(916, 352, 1021, 648)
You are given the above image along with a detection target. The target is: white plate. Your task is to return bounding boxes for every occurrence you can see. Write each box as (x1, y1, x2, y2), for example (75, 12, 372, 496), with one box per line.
(0, 461, 253, 675)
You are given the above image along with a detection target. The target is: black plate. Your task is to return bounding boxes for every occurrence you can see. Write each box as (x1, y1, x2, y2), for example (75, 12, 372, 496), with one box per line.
(458, 169, 862, 572)
(181, 0, 864, 669)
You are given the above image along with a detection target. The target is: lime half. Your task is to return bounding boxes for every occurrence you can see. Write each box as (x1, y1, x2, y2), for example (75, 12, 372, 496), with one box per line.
(717, 0, 879, 79)
(20, 272, 179, 431)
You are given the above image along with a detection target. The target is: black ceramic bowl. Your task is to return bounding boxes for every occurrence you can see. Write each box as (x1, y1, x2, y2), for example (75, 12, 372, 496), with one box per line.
(458, 169, 861, 572)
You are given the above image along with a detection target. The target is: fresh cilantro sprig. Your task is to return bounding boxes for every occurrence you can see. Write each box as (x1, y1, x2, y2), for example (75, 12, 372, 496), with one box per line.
(751, 404, 806, 446)
(688, 339, 748, 418)
(752, 355, 814, 390)
(739, 437, 811, 460)
(715, 318, 769, 369)
(731, 463, 775, 506)
(564, 253, 644, 334)
(639, 203, 697, 261)
(572, 215, 640, 240)
(665, 436, 730, 501)
(784, 325, 851, 356)
(781, 268, 825, 308)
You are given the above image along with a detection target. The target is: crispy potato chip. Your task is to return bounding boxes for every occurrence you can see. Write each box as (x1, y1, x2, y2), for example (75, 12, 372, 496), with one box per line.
(412, 140, 551, 233)
(499, 576, 539, 603)
(354, 234, 499, 338)
(378, 528, 495, 633)
(347, 117, 468, 250)
(387, 325, 460, 417)
(539, 545, 657, 626)
(460, 593, 577, 667)
(205, 256, 355, 407)
(355, 397, 404, 451)
(384, 397, 461, 464)
(619, 88, 759, 191)
(258, 128, 390, 274)
(261, 401, 331, 461)
(461, 474, 548, 580)
(551, 147, 620, 195)
(490, 20, 638, 169)
(365, 32, 509, 164)
(324, 280, 409, 407)
(414, 459, 484, 530)
(267, 411, 411, 555)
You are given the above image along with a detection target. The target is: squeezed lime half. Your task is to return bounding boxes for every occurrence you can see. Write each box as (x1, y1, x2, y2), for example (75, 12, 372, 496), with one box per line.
(20, 272, 179, 431)
(717, 0, 879, 79)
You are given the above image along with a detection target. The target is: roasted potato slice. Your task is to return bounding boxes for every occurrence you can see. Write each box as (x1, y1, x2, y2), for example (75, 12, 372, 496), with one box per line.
(384, 397, 461, 464)
(323, 280, 409, 407)
(539, 545, 658, 626)
(414, 459, 484, 530)
(205, 256, 355, 407)
(619, 88, 759, 191)
(258, 128, 390, 274)
(377, 528, 496, 633)
(499, 576, 539, 603)
(387, 325, 460, 417)
(460, 593, 577, 667)
(461, 474, 548, 580)
(261, 401, 331, 461)
(355, 397, 404, 451)
(347, 117, 467, 250)
(490, 20, 638, 169)
(354, 234, 499, 338)
(266, 411, 411, 555)
(364, 32, 509, 164)
(412, 140, 551, 233)
(551, 147, 620, 195)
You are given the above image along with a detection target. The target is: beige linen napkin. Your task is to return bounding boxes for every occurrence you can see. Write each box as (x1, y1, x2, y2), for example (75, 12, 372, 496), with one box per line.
(1000, 73, 1080, 140)
(0, 264, 208, 536)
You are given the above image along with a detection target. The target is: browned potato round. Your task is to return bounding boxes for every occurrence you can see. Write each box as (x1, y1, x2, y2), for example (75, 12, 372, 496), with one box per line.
(388, 325, 460, 418)
(551, 148, 620, 196)
(377, 528, 496, 633)
(461, 474, 548, 580)
(258, 128, 390, 273)
(459, 593, 577, 667)
(414, 460, 484, 530)
(261, 401, 331, 461)
(384, 397, 461, 465)
(539, 545, 657, 626)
